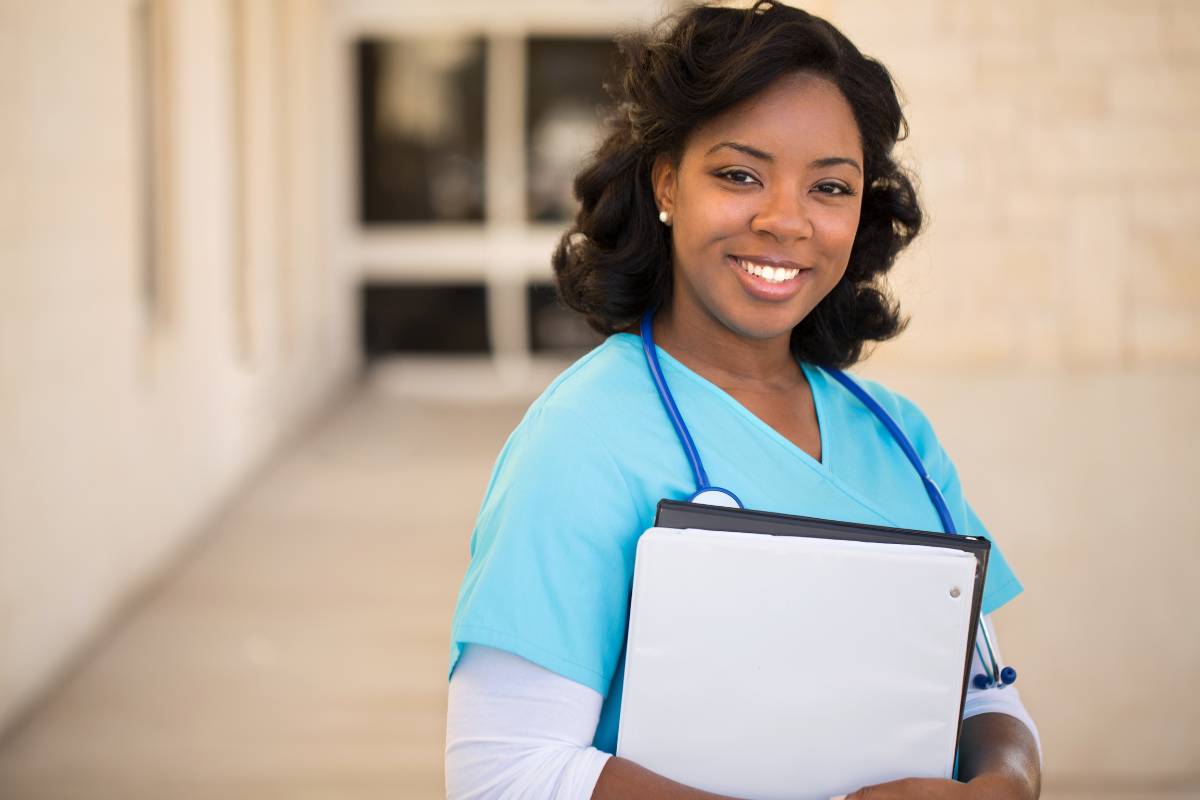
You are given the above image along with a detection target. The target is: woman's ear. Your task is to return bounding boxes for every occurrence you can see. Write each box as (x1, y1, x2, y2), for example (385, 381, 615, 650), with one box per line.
(651, 153, 677, 220)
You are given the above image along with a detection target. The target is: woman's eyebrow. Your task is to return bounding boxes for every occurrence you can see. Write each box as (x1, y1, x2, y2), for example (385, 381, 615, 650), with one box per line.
(707, 140, 773, 161)
(706, 142, 862, 174)
(811, 156, 862, 174)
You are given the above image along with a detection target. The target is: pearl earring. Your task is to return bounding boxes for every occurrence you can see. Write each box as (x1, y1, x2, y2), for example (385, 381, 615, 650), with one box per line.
(658, 210, 670, 225)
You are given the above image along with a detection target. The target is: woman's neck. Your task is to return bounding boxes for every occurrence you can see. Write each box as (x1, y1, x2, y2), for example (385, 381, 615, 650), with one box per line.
(652, 306, 804, 392)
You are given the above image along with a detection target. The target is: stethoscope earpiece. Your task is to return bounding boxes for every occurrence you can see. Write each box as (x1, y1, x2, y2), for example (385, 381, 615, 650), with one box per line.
(972, 662, 1018, 690)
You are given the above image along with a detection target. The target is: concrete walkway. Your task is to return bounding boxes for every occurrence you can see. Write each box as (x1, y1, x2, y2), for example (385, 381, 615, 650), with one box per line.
(0, 374, 528, 799)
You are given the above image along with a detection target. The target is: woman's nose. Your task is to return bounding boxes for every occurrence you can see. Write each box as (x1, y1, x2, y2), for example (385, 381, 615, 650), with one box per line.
(750, 186, 814, 241)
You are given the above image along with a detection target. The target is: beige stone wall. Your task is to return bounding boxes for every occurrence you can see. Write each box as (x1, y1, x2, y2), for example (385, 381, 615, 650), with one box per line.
(0, 0, 355, 732)
(802, 0, 1200, 369)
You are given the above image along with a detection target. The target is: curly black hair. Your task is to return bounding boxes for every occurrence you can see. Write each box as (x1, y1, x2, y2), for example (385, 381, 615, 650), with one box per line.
(551, 0, 922, 369)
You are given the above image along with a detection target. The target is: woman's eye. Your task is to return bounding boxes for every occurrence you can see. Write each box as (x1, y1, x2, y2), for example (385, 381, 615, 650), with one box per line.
(815, 182, 856, 197)
(717, 169, 759, 186)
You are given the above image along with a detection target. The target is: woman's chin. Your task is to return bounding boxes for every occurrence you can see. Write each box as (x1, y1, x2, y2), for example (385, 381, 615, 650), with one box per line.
(716, 307, 808, 344)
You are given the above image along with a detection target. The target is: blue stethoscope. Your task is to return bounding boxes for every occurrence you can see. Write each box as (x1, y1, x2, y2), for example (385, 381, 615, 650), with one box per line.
(639, 310, 1017, 691)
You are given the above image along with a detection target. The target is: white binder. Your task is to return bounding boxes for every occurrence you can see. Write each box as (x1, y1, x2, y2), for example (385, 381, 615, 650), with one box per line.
(617, 526, 979, 800)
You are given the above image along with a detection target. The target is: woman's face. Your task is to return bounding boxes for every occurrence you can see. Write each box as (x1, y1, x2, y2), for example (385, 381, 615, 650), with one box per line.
(653, 71, 865, 346)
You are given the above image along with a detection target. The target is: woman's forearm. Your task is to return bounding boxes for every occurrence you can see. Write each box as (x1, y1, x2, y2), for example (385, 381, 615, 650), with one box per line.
(598, 713, 1043, 800)
(592, 756, 745, 800)
(452, 646, 1041, 799)
(957, 712, 1041, 799)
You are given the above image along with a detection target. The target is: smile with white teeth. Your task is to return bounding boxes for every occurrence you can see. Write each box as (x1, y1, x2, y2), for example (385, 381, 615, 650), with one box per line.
(735, 257, 801, 284)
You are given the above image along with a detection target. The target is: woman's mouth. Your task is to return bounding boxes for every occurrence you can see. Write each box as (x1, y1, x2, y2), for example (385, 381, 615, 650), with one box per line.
(727, 255, 812, 301)
(733, 257, 801, 284)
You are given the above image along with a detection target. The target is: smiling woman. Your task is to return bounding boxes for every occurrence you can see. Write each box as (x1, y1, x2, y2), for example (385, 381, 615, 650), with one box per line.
(553, 1, 922, 371)
(651, 73, 865, 355)
(445, 3, 1041, 799)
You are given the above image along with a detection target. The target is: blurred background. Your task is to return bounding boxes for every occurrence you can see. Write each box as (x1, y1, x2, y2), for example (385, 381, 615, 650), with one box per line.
(1, 0, 1197, 797)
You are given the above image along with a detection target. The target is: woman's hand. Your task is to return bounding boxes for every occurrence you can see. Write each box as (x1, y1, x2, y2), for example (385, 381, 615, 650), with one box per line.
(841, 712, 1042, 800)
(842, 772, 1034, 799)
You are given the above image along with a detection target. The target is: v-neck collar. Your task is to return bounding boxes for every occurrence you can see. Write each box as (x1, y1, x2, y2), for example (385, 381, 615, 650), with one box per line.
(612, 332, 834, 475)
(611, 333, 905, 528)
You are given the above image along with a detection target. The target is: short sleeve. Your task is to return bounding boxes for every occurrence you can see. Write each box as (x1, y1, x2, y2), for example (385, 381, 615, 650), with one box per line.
(448, 401, 643, 696)
(889, 393, 1024, 615)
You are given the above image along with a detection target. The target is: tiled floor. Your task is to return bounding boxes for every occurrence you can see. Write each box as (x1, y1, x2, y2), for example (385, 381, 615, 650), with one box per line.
(0, 363, 1196, 799)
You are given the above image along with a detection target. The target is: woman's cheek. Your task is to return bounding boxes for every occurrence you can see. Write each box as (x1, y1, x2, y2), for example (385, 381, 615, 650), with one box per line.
(698, 192, 748, 229)
(820, 209, 860, 255)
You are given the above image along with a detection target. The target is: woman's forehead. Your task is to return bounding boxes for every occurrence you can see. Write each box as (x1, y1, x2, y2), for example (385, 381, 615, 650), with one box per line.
(685, 72, 863, 165)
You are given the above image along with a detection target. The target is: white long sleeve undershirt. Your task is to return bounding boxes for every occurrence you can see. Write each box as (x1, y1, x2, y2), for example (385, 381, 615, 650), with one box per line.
(445, 616, 1040, 800)
(445, 644, 613, 799)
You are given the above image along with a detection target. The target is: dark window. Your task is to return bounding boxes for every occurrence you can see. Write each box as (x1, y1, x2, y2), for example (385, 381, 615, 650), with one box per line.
(357, 38, 486, 223)
(361, 284, 489, 355)
(526, 37, 620, 222)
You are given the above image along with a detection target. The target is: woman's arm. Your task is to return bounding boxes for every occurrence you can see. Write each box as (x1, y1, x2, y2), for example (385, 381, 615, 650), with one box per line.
(956, 712, 1041, 797)
(445, 645, 612, 799)
(591, 757, 744, 799)
(846, 616, 1042, 799)
(445, 645, 746, 799)
(450, 616, 1040, 800)
(949, 614, 1042, 798)
(842, 714, 1039, 800)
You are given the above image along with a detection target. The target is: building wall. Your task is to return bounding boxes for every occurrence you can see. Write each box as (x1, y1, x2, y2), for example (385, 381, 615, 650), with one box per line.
(0, 0, 356, 732)
(812, 0, 1200, 369)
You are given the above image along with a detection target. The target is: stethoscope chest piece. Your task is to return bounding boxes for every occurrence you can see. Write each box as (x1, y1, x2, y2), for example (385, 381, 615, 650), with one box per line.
(689, 487, 744, 509)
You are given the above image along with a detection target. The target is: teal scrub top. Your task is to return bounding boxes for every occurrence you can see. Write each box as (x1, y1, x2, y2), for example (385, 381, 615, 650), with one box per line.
(448, 333, 1023, 755)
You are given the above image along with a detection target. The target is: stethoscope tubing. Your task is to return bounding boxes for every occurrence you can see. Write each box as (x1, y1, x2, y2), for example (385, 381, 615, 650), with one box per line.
(639, 309, 1014, 689)
(824, 370, 958, 537)
(640, 311, 713, 493)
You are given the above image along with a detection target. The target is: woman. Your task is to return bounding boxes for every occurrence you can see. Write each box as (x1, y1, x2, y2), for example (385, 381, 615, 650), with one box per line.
(445, 3, 1042, 798)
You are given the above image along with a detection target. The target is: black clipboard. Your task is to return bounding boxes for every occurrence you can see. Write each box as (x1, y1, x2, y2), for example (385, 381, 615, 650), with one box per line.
(653, 499, 992, 761)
